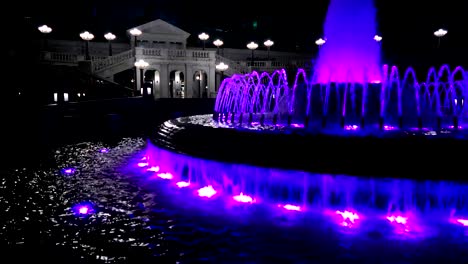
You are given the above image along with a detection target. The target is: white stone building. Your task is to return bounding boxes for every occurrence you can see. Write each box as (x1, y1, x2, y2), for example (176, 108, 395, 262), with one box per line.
(40, 19, 313, 100)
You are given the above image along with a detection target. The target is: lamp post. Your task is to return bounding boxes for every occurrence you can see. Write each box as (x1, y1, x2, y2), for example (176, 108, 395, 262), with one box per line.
(134, 59, 149, 96)
(129, 28, 142, 91)
(315, 38, 326, 48)
(434, 28, 448, 48)
(38, 25, 52, 50)
(247, 41, 258, 67)
(264, 39, 274, 60)
(213, 39, 223, 55)
(79, 31, 94, 60)
(216, 62, 229, 91)
(198, 32, 209, 50)
(129, 28, 142, 51)
(104, 32, 116, 56)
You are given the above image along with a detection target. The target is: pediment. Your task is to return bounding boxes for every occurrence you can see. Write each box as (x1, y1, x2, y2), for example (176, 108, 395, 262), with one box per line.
(130, 19, 190, 38)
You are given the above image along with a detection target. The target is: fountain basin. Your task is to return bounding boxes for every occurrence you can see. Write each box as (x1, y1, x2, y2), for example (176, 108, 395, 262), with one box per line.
(152, 114, 468, 181)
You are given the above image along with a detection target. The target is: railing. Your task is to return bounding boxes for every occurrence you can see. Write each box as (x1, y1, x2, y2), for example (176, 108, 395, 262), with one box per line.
(215, 55, 250, 75)
(92, 50, 133, 72)
(40, 51, 78, 64)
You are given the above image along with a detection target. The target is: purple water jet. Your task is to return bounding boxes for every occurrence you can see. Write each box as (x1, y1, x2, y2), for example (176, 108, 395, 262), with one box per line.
(314, 0, 382, 83)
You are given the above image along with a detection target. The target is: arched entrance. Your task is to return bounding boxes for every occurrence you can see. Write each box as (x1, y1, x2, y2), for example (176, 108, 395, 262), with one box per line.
(169, 70, 185, 98)
(193, 70, 208, 98)
(144, 70, 161, 98)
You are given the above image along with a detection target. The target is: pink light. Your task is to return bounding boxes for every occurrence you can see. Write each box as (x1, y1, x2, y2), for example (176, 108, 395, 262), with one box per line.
(370, 80, 381, 84)
(387, 215, 408, 225)
(456, 219, 468, 226)
(176, 181, 190, 188)
(282, 204, 301, 211)
(383, 125, 397, 131)
(198, 185, 217, 198)
(233, 193, 254, 203)
(141, 156, 148, 160)
(291, 123, 304, 128)
(147, 166, 160, 172)
(336, 210, 360, 226)
(79, 206, 89, 214)
(156, 172, 173, 180)
(137, 162, 149, 167)
(61, 168, 76, 175)
(344, 125, 359, 130)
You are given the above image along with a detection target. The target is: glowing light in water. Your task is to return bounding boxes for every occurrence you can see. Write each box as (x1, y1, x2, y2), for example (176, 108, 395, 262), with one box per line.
(61, 168, 76, 175)
(156, 172, 173, 180)
(100, 148, 109, 153)
(456, 219, 468, 226)
(387, 215, 408, 225)
(176, 181, 190, 188)
(282, 204, 301, 211)
(344, 125, 359, 131)
(137, 162, 149, 167)
(233, 193, 254, 203)
(336, 210, 360, 226)
(147, 166, 160, 172)
(198, 185, 217, 198)
(72, 203, 94, 215)
(291, 123, 304, 128)
(314, 0, 382, 83)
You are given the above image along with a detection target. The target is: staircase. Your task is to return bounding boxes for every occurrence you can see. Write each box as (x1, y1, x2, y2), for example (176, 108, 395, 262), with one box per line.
(91, 50, 135, 79)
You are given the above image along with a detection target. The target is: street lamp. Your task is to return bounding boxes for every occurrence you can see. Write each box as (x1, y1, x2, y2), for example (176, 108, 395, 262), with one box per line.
(104, 32, 116, 56)
(79, 31, 94, 60)
(134, 59, 149, 96)
(38, 25, 52, 50)
(216, 62, 229, 91)
(247, 41, 258, 66)
(129, 28, 142, 50)
(434, 28, 448, 48)
(315, 38, 326, 48)
(213, 39, 224, 55)
(264, 39, 274, 60)
(198, 32, 209, 50)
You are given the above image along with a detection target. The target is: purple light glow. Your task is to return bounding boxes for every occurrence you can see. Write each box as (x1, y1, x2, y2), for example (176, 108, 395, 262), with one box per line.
(456, 219, 468, 226)
(176, 181, 190, 188)
(282, 204, 301, 211)
(291, 123, 304, 128)
(61, 168, 76, 175)
(383, 125, 397, 131)
(147, 166, 160, 172)
(156, 172, 173, 180)
(336, 210, 360, 226)
(100, 148, 109, 153)
(137, 162, 149, 167)
(387, 215, 408, 225)
(314, 0, 382, 83)
(140, 143, 468, 236)
(344, 125, 359, 130)
(72, 203, 94, 216)
(233, 193, 254, 203)
(198, 185, 217, 198)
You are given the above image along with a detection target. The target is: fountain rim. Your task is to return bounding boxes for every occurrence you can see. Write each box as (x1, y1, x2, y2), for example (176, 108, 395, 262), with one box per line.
(150, 114, 468, 182)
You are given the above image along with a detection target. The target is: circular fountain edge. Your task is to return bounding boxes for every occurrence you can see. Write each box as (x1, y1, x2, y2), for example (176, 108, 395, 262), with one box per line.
(150, 114, 468, 181)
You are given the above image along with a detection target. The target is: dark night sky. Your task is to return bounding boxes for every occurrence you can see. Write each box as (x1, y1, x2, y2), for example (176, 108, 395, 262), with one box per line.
(10, 0, 468, 67)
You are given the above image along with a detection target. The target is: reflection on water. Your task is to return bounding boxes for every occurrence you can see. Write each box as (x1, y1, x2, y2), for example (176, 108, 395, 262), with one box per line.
(1, 137, 468, 263)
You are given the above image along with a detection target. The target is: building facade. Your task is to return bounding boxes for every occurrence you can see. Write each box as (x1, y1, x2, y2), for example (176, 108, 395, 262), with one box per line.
(40, 19, 313, 101)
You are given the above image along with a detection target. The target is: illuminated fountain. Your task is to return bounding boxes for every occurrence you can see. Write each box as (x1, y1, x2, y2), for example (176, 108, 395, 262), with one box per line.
(144, 0, 468, 240)
(213, 0, 468, 134)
